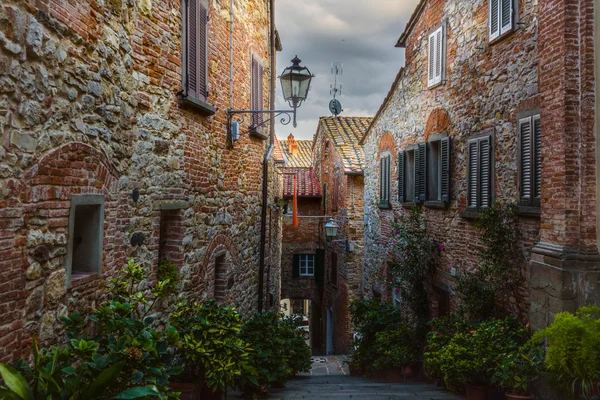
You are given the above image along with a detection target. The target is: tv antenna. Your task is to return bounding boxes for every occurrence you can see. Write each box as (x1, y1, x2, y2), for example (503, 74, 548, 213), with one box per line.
(329, 62, 343, 116)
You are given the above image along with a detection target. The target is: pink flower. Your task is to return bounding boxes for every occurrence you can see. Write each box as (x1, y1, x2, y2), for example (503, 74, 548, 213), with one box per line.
(438, 243, 446, 251)
(394, 288, 400, 294)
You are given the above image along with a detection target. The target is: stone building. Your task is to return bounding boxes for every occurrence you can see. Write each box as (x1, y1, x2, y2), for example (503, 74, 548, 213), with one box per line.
(0, 0, 283, 362)
(280, 117, 370, 355)
(361, 0, 599, 327)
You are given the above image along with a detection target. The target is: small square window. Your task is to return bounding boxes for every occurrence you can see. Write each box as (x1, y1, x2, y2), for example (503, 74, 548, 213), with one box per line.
(66, 195, 105, 283)
(299, 254, 315, 276)
(489, 0, 517, 41)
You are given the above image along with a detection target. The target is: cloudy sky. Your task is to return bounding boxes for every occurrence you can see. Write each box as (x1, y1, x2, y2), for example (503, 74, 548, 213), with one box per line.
(274, 0, 420, 140)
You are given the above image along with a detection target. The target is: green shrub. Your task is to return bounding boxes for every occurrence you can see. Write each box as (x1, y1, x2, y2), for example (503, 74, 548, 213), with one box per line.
(170, 300, 256, 392)
(531, 306, 600, 399)
(240, 312, 311, 391)
(490, 343, 543, 395)
(424, 315, 472, 381)
(372, 324, 422, 370)
(157, 259, 180, 296)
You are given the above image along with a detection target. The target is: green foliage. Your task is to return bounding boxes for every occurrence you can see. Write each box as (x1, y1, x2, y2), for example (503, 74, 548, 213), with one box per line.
(531, 306, 600, 399)
(430, 317, 528, 391)
(454, 272, 497, 322)
(240, 312, 311, 391)
(424, 315, 472, 381)
(491, 343, 544, 395)
(372, 324, 422, 370)
(0, 339, 160, 400)
(170, 300, 256, 392)
(157, 260, 180, 297)
(349, 299, 404, 374)
(388, 208, 437, 327)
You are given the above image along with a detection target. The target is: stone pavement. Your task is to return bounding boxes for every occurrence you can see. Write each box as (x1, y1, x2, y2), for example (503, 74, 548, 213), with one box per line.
(228, 356, 463, 399)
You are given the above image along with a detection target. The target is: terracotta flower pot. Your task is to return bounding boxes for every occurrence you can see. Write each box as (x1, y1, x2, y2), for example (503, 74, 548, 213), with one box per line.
(505, 394, 533, 400)
(169, 382, 201, 400)
(401, 365, 415, 376)
(466, 384, 489, 400)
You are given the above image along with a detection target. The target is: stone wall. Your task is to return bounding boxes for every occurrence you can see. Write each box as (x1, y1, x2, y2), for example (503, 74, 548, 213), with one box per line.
(0, 0, 277, 361)
(363, 0, 541, 319)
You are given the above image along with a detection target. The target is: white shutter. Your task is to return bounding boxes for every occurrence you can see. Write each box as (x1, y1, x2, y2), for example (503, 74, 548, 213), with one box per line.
(500, 0, 513, 35)
(489, 0, 500, 40)
(428, 31, 436, 87)
(435, 27, 442, 84)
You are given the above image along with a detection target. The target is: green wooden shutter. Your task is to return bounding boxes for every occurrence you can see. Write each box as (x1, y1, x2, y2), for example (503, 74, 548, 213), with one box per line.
(479, 135, 492, 208)
(533, 115, 541, 207)
(293, 254, 300, 278)
(417, 143, 427, 202)
(440, 137, 451, 203)
(519, 117, 533, 206)
(467, 139, 478, 209)
(398, 151, 406, 203)
(379, 157, 383, 205)
(315, 249, 325, 286)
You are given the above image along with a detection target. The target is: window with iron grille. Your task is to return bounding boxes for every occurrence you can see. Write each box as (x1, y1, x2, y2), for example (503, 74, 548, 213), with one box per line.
(379, 152, 391, 208)
(251, 55, 265, 130)
(183, 0, 209, 103)
(518, 112, 541, 208)
(467, 132, 494, 210)
(428, 23, 446, 88)
(489, 0, 517, 41)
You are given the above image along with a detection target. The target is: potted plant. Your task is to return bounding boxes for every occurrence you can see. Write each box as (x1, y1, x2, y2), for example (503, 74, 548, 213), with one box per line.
(491, 344, 543, 400)
(372, 323, 421, 382)
(531, 305, 600, 399)
(170, 300, 256, 399)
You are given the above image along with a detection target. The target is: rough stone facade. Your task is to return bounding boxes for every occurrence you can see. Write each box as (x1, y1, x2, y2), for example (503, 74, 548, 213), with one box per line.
(0, 0, 281, 362)
(362, 0, 600, 324)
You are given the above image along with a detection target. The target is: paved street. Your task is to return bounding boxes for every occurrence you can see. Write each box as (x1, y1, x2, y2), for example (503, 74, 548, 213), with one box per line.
(229, 356, 463, 399)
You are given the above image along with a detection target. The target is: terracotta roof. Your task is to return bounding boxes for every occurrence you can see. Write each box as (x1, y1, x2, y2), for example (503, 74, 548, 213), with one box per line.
(359, 68, 404, 145)
(318, 117, 373, 174)
(283, 168, 322, 198)
(396, 0, 427, 48)
(280, 135, 313, 168)
(272, 136, 285, 164)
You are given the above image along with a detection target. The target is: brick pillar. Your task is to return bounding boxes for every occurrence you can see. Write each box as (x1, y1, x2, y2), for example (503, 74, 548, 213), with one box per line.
(530, 0, 600, 329)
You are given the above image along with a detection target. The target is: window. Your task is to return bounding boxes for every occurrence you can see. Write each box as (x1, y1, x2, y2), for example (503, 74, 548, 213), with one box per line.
(66, 195, 105, 283)
(518, 112, 541, 208)
(426, 136, 451, 203)
(428, 24, 445, 88)
(398, 149, 415, 203)
(159, 209, 184, 265)
(332, 176, 339, 212)
(251, 55, 264, 129)
(467, 133, 494, 210)
(489, 0, 516, 41)
(379, 153, 391, 208)
(214, 254, 227, 302)
(293, 254, 315, 277)
(330, 252, 338, 286)
(322, 183, 328, 212)
(183, 0, 209, 103)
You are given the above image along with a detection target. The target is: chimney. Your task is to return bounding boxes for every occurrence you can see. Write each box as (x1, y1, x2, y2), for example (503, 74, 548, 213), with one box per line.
(287, 133, 298, 156)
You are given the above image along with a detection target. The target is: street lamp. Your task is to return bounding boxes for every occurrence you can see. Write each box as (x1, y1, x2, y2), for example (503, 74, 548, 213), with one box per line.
(279, 56, 314, 127)
(324, 218, 339, 238)
(226, 56, 314, 147)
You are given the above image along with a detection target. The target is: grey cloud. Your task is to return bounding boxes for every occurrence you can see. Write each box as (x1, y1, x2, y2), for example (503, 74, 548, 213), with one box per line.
(275, 0, 420, 140)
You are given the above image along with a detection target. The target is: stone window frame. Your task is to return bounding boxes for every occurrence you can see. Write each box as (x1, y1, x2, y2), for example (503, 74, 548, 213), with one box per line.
(65, 194, 105, 287)
(488, 0, 519, 44)
(427, 20, 447, 89)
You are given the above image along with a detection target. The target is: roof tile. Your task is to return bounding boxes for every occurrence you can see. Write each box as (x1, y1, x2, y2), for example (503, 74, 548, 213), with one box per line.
(319, 116, 373, 173)
(283, 168, 322, 198)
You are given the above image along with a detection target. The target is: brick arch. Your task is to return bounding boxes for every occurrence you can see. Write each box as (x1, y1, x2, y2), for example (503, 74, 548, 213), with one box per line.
(424, 108, 451, 141)
(377, 131, 396, 159)
(201, 233, 240, 272)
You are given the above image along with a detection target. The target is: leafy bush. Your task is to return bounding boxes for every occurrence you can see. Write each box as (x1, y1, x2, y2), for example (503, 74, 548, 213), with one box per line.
(454, 272, 498, 322)
(240, 312, 311, 391)
(531, 306, 600, 399)
(372, 324, 422, 370)
(433, 317, 528, 391)
(424, 315, 472, 381)
(491, 343, 543, 395)
(157, 260, 180, 297)
(170, 300, 256, 392)
(1, 339, 160, 400)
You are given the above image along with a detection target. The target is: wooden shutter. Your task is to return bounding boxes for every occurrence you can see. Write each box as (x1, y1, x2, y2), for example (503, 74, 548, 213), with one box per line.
(258, 63, 264, 126)
(293, 254, 300, 278)
(467, 140, 479, 209)
(500, 0, 513, 34)
(332, 176, 339, 212)
(416, 143, 427, 202)
(385, 155, 391, 205)
(398, 151, 406, 203)
(251, 56, 259, 127)
(440, 137, 451, 203)
(479, 136, 492, 208)
(435, 27, 443, 83)
(519, 117, 533, 205)
(489, 0, 500, 40)
(428, 31, 436, 87)
(186, 0, 208, 102)
(323, 183, 327, 212)
(315, 249, 325, 286)
(533, 115, 541, 206)
(330, 252, 338, 286)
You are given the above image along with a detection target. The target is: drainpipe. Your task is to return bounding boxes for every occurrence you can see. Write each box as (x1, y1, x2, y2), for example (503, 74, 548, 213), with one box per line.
(258, 0, 276, 313)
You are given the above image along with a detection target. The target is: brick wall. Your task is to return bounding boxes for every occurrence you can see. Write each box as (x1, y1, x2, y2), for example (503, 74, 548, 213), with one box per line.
(0, 0, 276, 361)
(363, 0, 540, 320)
